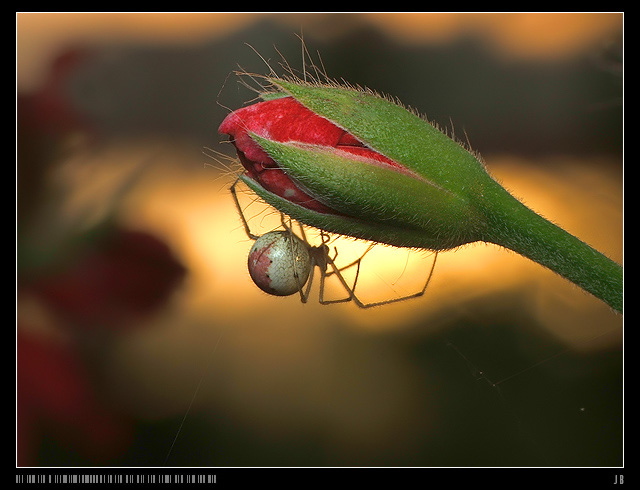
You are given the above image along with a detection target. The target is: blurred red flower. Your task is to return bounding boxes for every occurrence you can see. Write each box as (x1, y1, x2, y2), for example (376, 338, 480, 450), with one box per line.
(18, 47, 95, 138)
(17, 227, 186, 465)
(26, 228, 186, 330)
(17, 330, 132, 466)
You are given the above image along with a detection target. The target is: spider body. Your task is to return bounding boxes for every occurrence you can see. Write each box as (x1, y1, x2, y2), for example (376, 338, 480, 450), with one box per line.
(231, 177, 437, 307)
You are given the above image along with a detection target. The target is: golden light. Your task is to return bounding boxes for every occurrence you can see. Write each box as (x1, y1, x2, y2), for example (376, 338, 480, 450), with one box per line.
(363, 12, 622, 59)
(44, 142, 616, 432)
(93, 143, 622, 348)
(16, 12, 259, 90)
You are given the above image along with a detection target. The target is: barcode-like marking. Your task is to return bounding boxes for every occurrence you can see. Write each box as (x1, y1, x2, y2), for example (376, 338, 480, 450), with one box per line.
(16, 474, 217, 484)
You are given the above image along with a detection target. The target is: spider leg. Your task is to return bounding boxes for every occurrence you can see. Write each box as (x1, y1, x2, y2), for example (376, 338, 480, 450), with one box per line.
(317, 248, 359, 305)
(279, 213, 290, 229)
(289, 228, 313, 304)
(350, 252, 439, 308)
(296, 221, 308, 242)
(280, 214, 309, 244)
(321, 251, 438, 308)
(325, 243, 375, 277)
(323, 243, 373, 300)
(318, 263, 356, 305)
(293, 258, 313, 304)
(230, 175, 260, 240)
(276, 214, 317, 303)
(301, 260, 316, 303)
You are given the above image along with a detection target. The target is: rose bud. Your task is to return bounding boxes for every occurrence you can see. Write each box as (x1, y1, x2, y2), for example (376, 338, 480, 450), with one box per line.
(219, 79, 622, 313)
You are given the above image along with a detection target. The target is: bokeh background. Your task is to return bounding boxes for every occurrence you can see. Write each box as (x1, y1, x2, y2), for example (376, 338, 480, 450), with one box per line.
(17, 13, 623, 467)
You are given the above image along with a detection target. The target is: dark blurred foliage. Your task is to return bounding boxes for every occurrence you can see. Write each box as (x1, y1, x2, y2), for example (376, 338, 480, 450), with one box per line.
(128, 314, 622, 467)
(17, 48, 94, 235)
(49, 16, 622, 159)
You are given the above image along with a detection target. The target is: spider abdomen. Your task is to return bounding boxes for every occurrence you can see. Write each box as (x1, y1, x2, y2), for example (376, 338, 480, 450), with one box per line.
(247, 231, 312, 296)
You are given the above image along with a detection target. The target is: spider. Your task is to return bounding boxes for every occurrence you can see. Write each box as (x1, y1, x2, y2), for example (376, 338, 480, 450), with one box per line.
(230, 177, 438, 308)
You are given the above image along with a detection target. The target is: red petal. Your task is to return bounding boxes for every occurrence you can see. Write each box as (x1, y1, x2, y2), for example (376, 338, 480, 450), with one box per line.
(219, 97, 346, 147)
(256, 168, 332, 212)
(219, 95, 403, 213)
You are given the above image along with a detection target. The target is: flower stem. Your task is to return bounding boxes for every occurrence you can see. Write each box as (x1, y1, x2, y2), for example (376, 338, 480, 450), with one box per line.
(476, 178, 623, 313)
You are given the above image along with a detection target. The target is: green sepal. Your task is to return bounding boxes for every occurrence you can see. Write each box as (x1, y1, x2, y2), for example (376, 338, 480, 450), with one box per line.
(259, 91, 290, 101)
(241, 175, 444, 249)
(251, 135, 484, 250)
(269, 79, 493, 201)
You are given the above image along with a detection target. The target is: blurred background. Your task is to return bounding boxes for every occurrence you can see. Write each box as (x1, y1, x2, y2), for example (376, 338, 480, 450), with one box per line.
(17, 13, 623, 467)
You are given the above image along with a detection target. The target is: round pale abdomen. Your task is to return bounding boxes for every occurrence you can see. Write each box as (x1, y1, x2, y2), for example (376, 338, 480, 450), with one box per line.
(247, 231, 311, 296)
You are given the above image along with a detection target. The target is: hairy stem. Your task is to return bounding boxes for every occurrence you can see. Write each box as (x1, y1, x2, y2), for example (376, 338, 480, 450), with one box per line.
(477, 178, 623, 313)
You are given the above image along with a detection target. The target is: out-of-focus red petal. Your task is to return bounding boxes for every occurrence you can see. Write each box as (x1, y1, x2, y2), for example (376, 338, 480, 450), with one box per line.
(19, 47, 95, 138)
(17, 330, 132, 465)
(28, 228, 186, 329)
